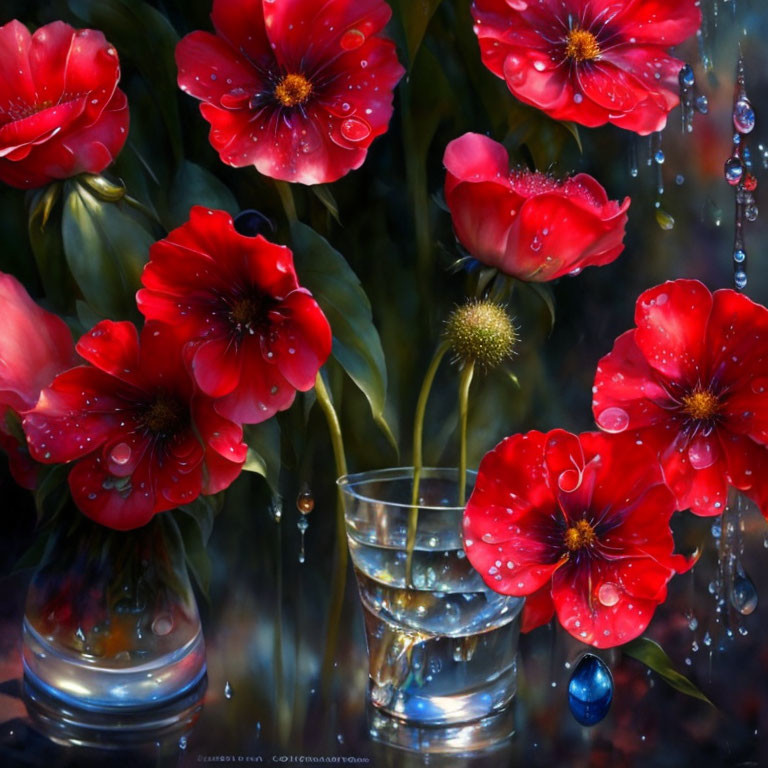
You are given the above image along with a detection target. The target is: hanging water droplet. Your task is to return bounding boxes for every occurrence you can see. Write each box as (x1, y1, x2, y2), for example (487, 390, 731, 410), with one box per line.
(655, 209, 675, 231)
(724, 157, 744, 185)
(703, 632, 712, 647)
(224, 681, 233, 699)
(695, 94, 709, 114)
(654, 150, 665, 164)
(296, 490, 315, 514)
(568, 654, 613, 726)
(676, 174, 685, 185)
(730, 572, 758, 615)
(734, 99, 756, 134)
(734, 249, 747, 263)
(745, 204, 759, 222)
(679, 63, 695, 89)
(179, 736, 188, 750)
(297, 516, 309, 564)
(687, 613, 698, 631)
(735, 271, 748, 290)
(270, 496, 283, 522)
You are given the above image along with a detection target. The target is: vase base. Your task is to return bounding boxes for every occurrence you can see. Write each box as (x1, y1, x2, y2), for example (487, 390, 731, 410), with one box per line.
(22, 617, 207, 711)
(368, 701, 516, 755)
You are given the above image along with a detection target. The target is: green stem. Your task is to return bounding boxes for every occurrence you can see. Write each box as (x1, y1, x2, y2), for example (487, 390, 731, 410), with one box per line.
(314, 372, 348, 696)
(275, 180, 298, 222)
(458, 361, 475, 506)
(405, 340, 451, 586)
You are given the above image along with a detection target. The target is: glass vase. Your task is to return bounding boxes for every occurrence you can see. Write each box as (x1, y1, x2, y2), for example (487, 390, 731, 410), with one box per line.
(22, 512, 206, 710)
(340, 467, 524, 731)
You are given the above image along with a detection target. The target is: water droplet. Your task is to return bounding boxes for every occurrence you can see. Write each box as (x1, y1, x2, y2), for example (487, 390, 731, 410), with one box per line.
(655, 209, 675, 231)
(110, 442, 132, 465)
(340, 117, 371, 142)
(597, 582, 620, 607)
(734, 99, 756, 134)
(224, 681, 233, 699)
(596, 406, 629, 434)
(735, 271, 748, 290)
(688, 439, 716, 470)
(725, 157, 744, 185)
(734, 249, 746, 263)
(679, 64, 695, 88)
(695, 94, 709, 114)
(730, 572, 758, 615)
(745, 204, 759, 222)
(297, 515, 309, 564)
(703, 632, 712, 647)
(296, 490, 314, 514)
(654, 149, 665, 164)
(568, 654, 613, 727)
(271, 497, 283, 522)
(340, 28, 365, 50)
(151, 614, 173, 636)
(179, 736, 188, 750)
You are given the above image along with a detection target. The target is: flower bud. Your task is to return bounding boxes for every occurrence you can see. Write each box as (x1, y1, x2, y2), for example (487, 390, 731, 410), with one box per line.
(445, 300, 517, 369)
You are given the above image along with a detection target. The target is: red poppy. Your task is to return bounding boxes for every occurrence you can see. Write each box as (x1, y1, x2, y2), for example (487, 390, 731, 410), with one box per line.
(593, 279, 768, 518)
(0, 20, 129, 189)
(0, 272, 76, 488)
(136, 207, 332, 425)
(23, 320, 246, 530)
(175, 0, 404, 185)
(463, 430, 686, 648)
(471, 0, 701, 135)
(444, 132, 629, 281)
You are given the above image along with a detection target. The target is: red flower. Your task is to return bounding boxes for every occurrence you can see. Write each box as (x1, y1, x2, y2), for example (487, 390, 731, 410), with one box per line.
(0, 20, 129, 189)
(23, 321, 246, 530)
(175, 0, 404, 185)
(463, 430, 686, 648)
(136, 207, 332, 425)
(444, 133, 629, 281)
(471, 0, 701, 135)
(0, 272, 76, 488)
(593, 279, 768, 518)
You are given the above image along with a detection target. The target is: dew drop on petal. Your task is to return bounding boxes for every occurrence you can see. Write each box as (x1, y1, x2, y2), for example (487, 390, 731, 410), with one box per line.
(688, 437, 716, 470)
(596, 407, 629, 434)
(340, 28, 366, 50)
(110, 442, 132, 465)
(340, 117, 371, 142)
(731, 572, 758, 615)
(597, 582, 620, 607)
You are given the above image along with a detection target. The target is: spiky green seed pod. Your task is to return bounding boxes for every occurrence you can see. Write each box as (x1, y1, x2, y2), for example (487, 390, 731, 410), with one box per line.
(444, 300, 517, 369)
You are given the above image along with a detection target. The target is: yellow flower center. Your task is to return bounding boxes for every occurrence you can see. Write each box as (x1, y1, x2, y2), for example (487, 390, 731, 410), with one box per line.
(564, 519, 596, 551)
(274, 73, 313, 107)
(565, 28, 601, 62)
(681, 390, 721, 421)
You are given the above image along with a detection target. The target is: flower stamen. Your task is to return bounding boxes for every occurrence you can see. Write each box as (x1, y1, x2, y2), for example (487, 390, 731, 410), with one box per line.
(564, 519, 596, 551)
(274, 73, 313, 107)
(565, 28, 601, 62)
(681, 390, 720, 421)
(143, 395, 187, 437)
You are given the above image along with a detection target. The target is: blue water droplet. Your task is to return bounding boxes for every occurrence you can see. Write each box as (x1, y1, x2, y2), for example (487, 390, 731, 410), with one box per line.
(734, 249, 747, 263)
(679, 64, 695, 88)
(745, 204, 759, 222)
(734, 99, 756, 134)
(735, 271, 748, 290)
(731, 572, 758, 615)
(568, 654, 613, 726)
(695, 94, 709, 114)
(654, 150, 665, 164)
(724, 157, 744, 186)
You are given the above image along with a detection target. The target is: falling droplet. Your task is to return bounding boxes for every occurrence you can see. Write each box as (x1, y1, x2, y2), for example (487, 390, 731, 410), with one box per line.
(271, 496, 283, 522)
(745, 204, 759, 222)
(340, 117, 371, 142)
(568, 654, 613, 726)
(297, 516, 309, 564)
(734, 249, 747, 263)
(734, 99, 756, 134)
(679, 63, 695, 88)
(703, 632, 712, 647)
(224, 681, 233, 699)
(731, 572, 758, 615)
(296, 490, 315, 514)
(179, 736, 188, 750)
(735, 271, 748, 290)
(654, 149, 665, 164)
(724, 157, 744, 185)
(655, 209, 675, 231)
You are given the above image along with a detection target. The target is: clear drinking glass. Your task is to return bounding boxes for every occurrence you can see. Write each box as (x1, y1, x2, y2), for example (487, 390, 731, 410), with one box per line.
(340, 467, 524, 729)
(22, 512, 206, 710)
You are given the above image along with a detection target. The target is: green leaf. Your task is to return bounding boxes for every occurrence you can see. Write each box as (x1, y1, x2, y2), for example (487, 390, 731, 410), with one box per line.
(524, 280, 556, 333)
(243, 419, 281, 493)
(623, 637, 715, 707)
(68, 0, 183, 161)
(27, 184, 77, 313)
(62, 181, 155, 320)
(173, 497, 221, 596)
(289, 221, 397, 453)
(166, 161, 239, 229)
(391, 0, 443, 67)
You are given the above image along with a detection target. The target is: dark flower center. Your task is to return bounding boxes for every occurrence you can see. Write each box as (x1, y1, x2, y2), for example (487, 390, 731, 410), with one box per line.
(681, 389, 721, 421)
(564, 519, 596, 551)
(565, 28, 601, 62)
(274, 73, 313, 107)
(229, 295, 268, 335)
(142, 394, 188, 437)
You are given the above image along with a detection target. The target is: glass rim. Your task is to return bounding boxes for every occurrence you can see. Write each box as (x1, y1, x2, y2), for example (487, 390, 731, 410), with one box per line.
(336, 466, 477, 512)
